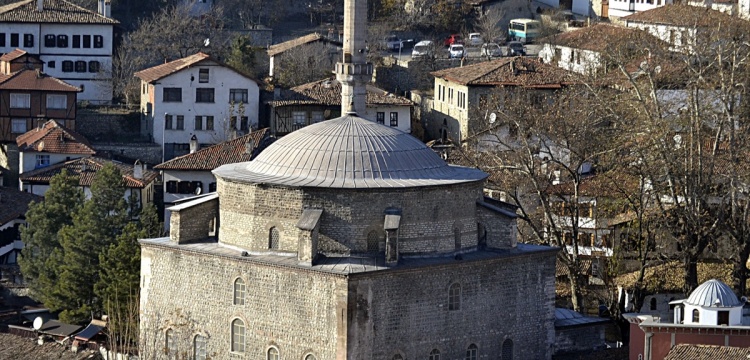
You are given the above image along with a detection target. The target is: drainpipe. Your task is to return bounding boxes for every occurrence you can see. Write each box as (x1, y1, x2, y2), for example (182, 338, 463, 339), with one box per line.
(644, 332, 653, 360)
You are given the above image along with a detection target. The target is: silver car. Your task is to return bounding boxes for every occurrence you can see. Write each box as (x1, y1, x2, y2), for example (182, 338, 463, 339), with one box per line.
(480, 43, 502, 57)
(449, 44, 465, 58)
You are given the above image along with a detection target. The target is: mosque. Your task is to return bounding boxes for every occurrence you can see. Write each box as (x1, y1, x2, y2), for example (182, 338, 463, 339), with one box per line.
(138, 0, 557, 358)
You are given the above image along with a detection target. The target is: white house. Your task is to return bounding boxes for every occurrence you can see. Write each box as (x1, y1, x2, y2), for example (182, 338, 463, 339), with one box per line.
(266, 77, 413, 135)
(15, 119, 95, 180)
(134, 52, 261, 161)
(0, 0, 118, 104)
(608, 0, 673, 19)
(0, 186, 41, 283)
(153, 128, 273, 230)
(539, 24, 661, 76)
(19, 157, 158, 210)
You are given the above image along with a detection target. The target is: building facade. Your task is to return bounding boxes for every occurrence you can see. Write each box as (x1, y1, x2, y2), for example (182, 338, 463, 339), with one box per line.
(134, 52, 261, 161)
(0, 0, 118, 103)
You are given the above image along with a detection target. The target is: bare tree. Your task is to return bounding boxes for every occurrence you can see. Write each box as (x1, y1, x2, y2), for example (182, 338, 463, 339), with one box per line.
(275, 42, 338, 88)
(475, 7, 506, 44)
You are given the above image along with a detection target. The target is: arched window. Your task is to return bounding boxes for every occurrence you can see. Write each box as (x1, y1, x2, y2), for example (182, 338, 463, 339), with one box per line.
(692, 309, 700, 323)
(367, 231, 380, 252)
(650, 297, 657, 311)
(465, 344, 478, 360)
(231, 319, 245, 353)
(429, 348, 441, 360)
(194, 335, 207, 360)
(449, 283, 461, 311)
(304, 355, 317, 360)
(267, 347, 279, 360)
(269, 227, 280, 249)
(165, 329, 175, 354)
(234, 278, 246, 305)
(502, 339, 514, 360)
(454, 226, 462, 250)
(392, 355, 403, 360)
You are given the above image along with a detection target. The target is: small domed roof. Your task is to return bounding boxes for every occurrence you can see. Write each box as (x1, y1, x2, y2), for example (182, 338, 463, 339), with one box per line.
(214, 115, 487, 188)
(685, 279, 743, 308)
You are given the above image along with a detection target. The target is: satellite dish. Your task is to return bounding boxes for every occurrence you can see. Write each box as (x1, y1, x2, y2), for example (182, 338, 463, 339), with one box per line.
(488, 113, 497, 124)
(195, 187, 202, 195)
(33, 317, 43, 330)
(204, 38, 210, 47)
(654, 65, 662, 74)
(37, 141, 44, 152)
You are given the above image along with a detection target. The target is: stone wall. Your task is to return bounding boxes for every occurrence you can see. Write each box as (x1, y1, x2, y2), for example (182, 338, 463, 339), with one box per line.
(169, 197, 219, 244)
(216, 177, 487, 256)
(140, 245, 348, 360)
(76, 109, 142, 142)
(92, 143, 162, 166)
(554, 325, 606, 355)
(349, 250, 558, 359)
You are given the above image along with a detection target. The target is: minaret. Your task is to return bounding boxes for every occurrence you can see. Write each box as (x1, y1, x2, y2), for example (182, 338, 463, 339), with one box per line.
(335, 0, 372, 115)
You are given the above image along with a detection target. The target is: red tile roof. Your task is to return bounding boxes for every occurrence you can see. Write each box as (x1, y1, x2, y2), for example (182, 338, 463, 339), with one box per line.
(0, 48, 27, 62)
(0, 69, 80, 91)
(134, 52, 258, 84)
(0, 0, 118, 24)
(20, 157, 158, 188)
(16, 120, 95, 155)
(431, 57, 576, 88)
(542, 24, 664, 53)
(624, 4, 735, 27)
(664, 344, 750, 360)
(267, 33, 342, 57)
(268, 77, 413, 107)
(154, 128, 272, 171)
(0, 186, 41, 225)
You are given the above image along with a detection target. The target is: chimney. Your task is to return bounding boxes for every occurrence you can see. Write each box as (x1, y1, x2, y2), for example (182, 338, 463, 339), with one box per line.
(105, 0, 111, 18)
(97, 0, 105, 17)
(189, 135, 198, 154)
(245, 139, 255, 155)
(133, 160, 143, 179)
(37, 0, 43, 11)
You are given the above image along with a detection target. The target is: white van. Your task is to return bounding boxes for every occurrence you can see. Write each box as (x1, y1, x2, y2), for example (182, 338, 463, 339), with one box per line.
(412, 40, 434, 58)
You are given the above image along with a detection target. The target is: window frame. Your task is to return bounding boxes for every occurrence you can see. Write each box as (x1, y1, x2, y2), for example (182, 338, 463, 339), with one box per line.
(195, 88, 215, 103)
(195, 115, 203, 130)
(23, 33, 33, 47)
(194, 335, 207, 360)
(205, 116, 214, 131)
(175, 115, 185, 130)
(376, 112, 385, 124)
(62, 60, 73, 72)
(165, 329, 175, 355)
(267, 347, 279, 360)
(72, 35, 80, 48)
(88, 60, 100, 73)
(269, 227, 280, 250)
(165, 114, 173, 130)
(35, 154, 50, 168)
(56, 34, 68, 48)
(233, 277, 246, 305)
(692, 309, 700, 323)
(292, 111, 306, 126)
(389, 112, 398, 127)
(75, 60, 86, 73)
(82, 34, 91, 48)
(10, 93, 30, 109)
(44, 34, 56, 47)
(229, 88, 248, 103)
(11, 118, 26, 133)
(199, 68, 209, 83)
(448, 283, 461, 311)
(10, 33, 18, 47)
(465, 343, 478, 360)
(230, 318, 245, 353)
(46, 94, 67, 109)
(429, 349, 441, 360)
(163, 87, 182, 103)
(93, 35, 103, 48)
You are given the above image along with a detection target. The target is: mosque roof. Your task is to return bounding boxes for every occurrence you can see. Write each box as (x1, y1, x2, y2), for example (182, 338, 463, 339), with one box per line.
(213, 114, 487, 188)
(685, 279, 743, 308)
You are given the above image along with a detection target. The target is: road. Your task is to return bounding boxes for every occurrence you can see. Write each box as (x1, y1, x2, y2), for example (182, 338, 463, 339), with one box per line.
(386, 43, 543, 62)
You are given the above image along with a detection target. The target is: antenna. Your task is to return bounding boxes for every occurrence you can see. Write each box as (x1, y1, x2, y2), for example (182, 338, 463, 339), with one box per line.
(488, 113, 497, 124)
(204, 38, 210, 47)
(195, 187, 202, 195)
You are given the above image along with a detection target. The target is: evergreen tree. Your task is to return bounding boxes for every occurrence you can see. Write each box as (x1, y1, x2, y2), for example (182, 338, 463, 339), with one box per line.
(226, 35, 258, 78)
(19, 170, 84, 306)
(55, 163, 129, 323)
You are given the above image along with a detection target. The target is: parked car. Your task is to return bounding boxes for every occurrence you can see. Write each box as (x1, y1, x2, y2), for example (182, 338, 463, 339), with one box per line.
(448, 44, 465, 58)
(444, 34, 463, 46)
(468, 33, 483, 46)
(412, 40, 434, 58)
(480, 43, 503, 57)
(507, 41, 527, 56)
(385, 34, 401, 51)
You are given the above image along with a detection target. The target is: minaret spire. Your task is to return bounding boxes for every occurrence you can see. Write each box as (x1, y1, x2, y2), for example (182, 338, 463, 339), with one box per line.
(335, 0, 372, 116)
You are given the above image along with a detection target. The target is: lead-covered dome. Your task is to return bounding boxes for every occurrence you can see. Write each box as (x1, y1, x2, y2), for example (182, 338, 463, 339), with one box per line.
(685, 279, 743, 307)
(213, 115, 487, 188)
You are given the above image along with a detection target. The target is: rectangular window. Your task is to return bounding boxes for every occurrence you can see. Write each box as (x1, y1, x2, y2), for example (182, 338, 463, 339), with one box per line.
(195, 88, 214, 103)
(93, 35, 103, 48)
(194, 116, 202, 130)
(82, 35, 91, 48)
(62, 60, 73, 72)
(10, 33, 18, 47)
(390, 112, 398, 127)
(208, 182, 217, 192)
(75, 61, 86, 73)
(292, 111, 306, 126)
(88, 61, 100, 73)
(0, 33, 5, 47)
(199, 68, 209, 83)
(240, 116, 248, 131)
(163, 87, 182, 102)
(166, 181, 178, 193)
(11, 118, 26, 133)
(57, 35, 68, 48)
(46, 94, 67, 109)
(230, 116, 237, 130)
(311, 111, 324, 124)
(72, 35, 80, 48)
(45, 34, 56, 47)
(23, 34, 33, 47)
(176, 115, 184, 130)
(47, 61, 55, 68)
(376, 112, 385, 124)
(229, 88, 248, 103)
(718, 311, 729, 325)
(205, 116, 214, 130)
(35, 154, 50, 168)
(10, 93, 30, 108)
(165, 114, 173, 130)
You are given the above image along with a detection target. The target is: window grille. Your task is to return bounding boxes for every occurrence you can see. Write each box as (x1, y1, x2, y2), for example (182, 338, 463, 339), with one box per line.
(269, 227, 280, 249)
